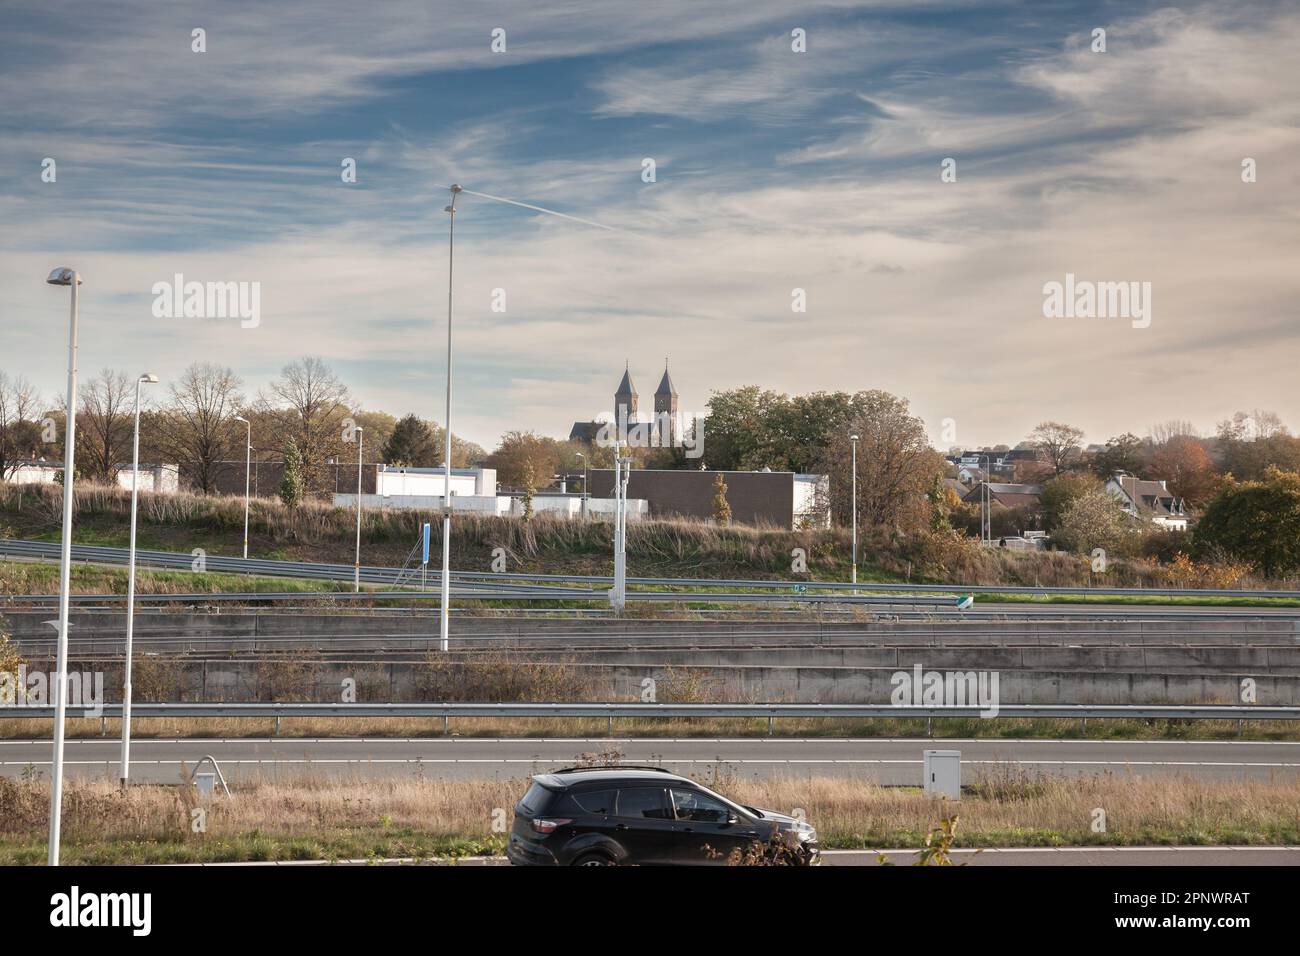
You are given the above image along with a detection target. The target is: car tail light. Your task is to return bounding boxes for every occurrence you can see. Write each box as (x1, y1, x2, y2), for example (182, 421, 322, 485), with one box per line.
(531, 818, 572, 834)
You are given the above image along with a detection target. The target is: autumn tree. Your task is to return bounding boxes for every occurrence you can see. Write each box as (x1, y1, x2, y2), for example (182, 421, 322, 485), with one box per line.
(1193, 468, 1300, 577)
(1090, 433, 1145, 479)
(487, 431, 559, 490)
(711, 473, 731, 524)
(814, 391, 943, 533)
(1028, 421, 1085, 476)
(1148, 436, 1219, 507)
(1051, 490, 1133, 555)
(1039, 473, 1101, 532)
(279, 438, 305, 508)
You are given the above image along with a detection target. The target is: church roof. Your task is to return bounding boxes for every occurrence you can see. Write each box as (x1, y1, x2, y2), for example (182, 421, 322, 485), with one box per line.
(655, 366, 677, 398)
(615, 367, 637, 398)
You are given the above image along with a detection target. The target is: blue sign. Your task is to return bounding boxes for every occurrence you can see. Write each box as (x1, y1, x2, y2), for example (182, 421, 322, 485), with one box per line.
(422, 522, 430, 564)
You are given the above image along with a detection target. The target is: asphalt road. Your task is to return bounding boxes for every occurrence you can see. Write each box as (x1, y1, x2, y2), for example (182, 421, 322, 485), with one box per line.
(3, 736, 1297, 783)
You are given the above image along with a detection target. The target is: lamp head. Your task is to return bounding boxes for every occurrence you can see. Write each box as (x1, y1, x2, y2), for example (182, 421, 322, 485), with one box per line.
(850, 434, 859, 442)
(139, 373, 159, 384)
(450, 184, 463, 193)
(234, 415, 248, 424)
(46, 267, 81, 286)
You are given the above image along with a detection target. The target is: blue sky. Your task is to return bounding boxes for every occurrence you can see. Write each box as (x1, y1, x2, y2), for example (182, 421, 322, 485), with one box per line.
(2, 0, 1298, 452)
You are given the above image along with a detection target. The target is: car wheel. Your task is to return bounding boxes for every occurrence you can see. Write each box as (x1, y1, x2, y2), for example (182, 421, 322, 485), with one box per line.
(572, 852, 615, 866)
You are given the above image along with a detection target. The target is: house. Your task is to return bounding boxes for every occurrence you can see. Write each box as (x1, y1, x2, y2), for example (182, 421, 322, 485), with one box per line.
(1104, 475, 1188, 530)
(962, 482, 1044, 510)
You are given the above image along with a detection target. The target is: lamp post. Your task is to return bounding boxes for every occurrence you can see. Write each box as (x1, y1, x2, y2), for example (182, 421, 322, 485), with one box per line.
(353, 426, 364, 592)
(44, 266, 80, 866)
(119, 372, 158, 788)
(850, 434, 859, 585)
(577, 452, 587, 518)
(438, 184, 462, 653)
(234, 415, 251, 559)
(978, 453, 991, 545)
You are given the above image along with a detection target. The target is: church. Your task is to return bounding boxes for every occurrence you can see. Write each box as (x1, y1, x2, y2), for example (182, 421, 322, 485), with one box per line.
(569, 363, 680, 446)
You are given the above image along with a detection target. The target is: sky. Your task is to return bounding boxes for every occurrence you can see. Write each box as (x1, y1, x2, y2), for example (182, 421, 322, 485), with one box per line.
(2, 0, 1298, 453)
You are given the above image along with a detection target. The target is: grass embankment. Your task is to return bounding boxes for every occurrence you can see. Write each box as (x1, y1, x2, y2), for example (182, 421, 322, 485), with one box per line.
(5, 715, 1296, 742)
(4, 482, 1296, 599)
(0, 769, 1295, 864)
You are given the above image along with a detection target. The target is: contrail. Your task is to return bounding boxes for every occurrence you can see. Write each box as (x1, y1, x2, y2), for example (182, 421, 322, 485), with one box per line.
(438, 184, 624, 233)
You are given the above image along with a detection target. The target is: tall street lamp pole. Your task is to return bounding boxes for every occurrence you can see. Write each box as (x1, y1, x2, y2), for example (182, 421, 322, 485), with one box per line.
(44, 266, 81, 866)
(353, 427, 364, 592)
(234, 415, 251, 559)
(439, 184, 462, 653)
(119, 372, 158, 788)
(577, 452, 587, 518)
(850, 434, 859, 585)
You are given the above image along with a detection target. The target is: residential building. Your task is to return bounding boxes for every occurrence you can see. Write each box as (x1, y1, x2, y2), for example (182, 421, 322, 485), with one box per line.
(1104, 475, 1188, 530)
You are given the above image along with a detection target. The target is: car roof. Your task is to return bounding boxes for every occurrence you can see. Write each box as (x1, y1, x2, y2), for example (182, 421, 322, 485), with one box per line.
(533, 767, 690, 789)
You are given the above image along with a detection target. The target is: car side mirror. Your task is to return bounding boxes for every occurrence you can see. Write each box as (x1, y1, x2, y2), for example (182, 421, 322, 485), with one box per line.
(724, 813, 739, 825)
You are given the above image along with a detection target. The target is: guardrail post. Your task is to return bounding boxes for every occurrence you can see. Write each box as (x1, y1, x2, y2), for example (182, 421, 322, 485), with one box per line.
(1080, 717, 1086, 735)
(767, 716, 773, 736)
(926, 716, 932, 738)
(274, 715, 280, 736)
(607, 714, 613, 737)
(1237, 718, 1243, 738)
(443, 715, 449, 736)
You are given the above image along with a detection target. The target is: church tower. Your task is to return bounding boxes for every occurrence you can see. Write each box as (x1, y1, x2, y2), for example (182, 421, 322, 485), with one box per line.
(615, 362, 638, 428)
(654, 360, 678, 444)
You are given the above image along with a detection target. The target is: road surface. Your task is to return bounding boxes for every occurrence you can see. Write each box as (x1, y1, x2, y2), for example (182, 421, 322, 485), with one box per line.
(3, 735, 1297, 783)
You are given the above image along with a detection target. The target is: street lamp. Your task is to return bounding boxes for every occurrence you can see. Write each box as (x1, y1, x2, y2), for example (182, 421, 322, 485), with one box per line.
(119, 373, 158, 788)
(44, 266, 81, 866)
(234, 415, 251, 559)
(438, 184, 462, 653)
(850, 434, 859, 585)
(576, 452, 587, 518)
(353, 426, 364, 592)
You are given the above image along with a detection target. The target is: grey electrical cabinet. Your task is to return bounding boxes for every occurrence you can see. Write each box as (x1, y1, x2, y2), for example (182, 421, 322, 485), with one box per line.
(923, 750, 961, 799)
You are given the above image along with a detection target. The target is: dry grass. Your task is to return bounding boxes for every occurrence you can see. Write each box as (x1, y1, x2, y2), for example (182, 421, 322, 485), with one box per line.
(2, 714, 1296, 742)
(6, 480, 1295, 589)
(0, 767, 1295, 864)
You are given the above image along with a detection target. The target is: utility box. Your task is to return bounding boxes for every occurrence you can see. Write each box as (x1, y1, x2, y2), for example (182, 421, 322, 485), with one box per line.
(193, 772, 216, 799)
(923, 750, 961, 800)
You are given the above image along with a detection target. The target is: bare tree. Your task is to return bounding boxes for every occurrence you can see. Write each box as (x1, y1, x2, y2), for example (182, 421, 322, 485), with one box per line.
(77, 369, 133, 482)
(1147, 419, 1199, 448)
(1028, 421, 1085, 476)
(162, 363, 245, 493)
(0, 372, 43, 478)
(261, 357, 352, 493)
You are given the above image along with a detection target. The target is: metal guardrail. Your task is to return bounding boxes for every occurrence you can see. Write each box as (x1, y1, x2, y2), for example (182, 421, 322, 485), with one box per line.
(6, 702, 1298, 720)
(4, 537, 1297, 601)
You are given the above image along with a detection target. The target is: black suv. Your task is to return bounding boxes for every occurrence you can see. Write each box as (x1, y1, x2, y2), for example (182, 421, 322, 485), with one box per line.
(507, 766, 820, 866)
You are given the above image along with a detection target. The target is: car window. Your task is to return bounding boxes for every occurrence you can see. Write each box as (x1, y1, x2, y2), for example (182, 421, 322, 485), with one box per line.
(615, 787, 672, 820)
(557, 789, 615, 815)
(670, 788, 733, 823)
(517, 782, 555, 814)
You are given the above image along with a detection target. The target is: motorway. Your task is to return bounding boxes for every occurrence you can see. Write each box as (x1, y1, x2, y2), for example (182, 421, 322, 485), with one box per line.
(3, 736, 1298, 783)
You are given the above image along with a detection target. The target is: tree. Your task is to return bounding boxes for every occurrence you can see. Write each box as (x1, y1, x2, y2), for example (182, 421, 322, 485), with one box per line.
(1040, 473, 1101, 531)
(0, 372, 43, 478)
(814, 391, 943, 533)
(1193, 467, 1300, 577)
(1051, 490, 1133, 555)
(711, 473, 731, 524)
(279, 438, 305, 509)
(161, 363, 244, 493)
(487, 431, 559, 489)
(1215, 411, 1300, 481)
(1090, 433, 1145, 479)
(383, 414, 439, 466)
(520, 462, 536, 521)
(77, 369, 133, 482)
(1028, 421, 1085, 476)
(262, 357, 352, 493)
(1148, 436, 1219, 507)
